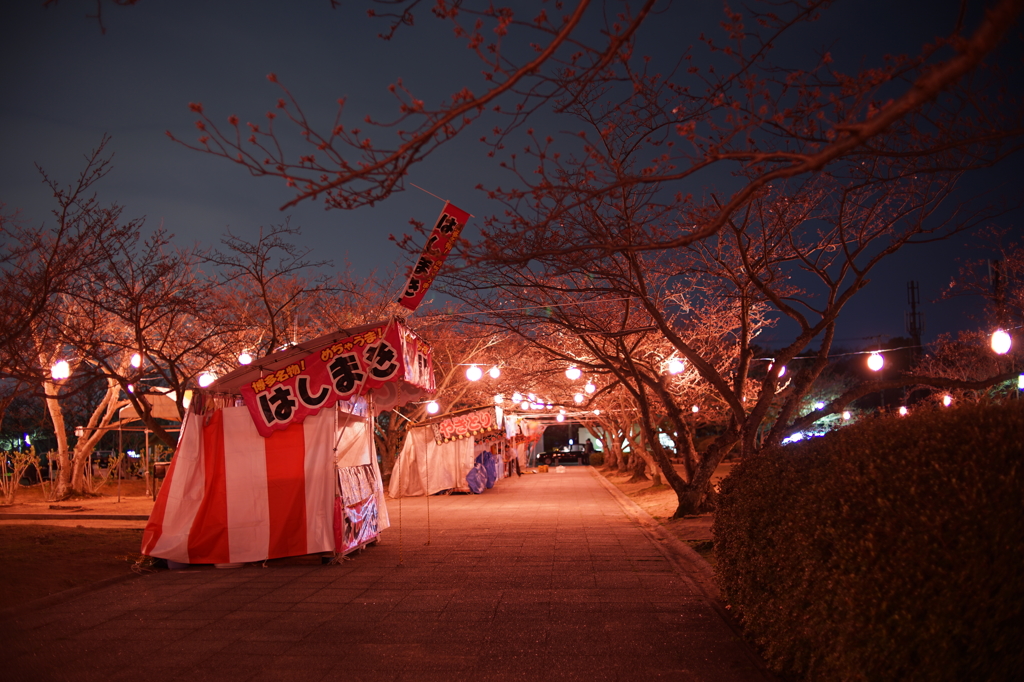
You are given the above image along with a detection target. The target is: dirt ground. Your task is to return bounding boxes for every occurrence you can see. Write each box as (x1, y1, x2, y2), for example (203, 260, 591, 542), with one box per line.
(600, 461, 734, 566)
(0, 479, 155, 610)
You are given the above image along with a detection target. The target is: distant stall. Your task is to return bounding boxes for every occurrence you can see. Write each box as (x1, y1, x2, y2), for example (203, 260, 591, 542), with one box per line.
(142, 318, 434, 565)
(389, 405, 541, 497)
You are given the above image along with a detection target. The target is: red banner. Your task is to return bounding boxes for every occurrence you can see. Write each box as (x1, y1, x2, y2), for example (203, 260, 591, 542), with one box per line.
(397, 202, 469, 311)
(239, 323, 432, 437)
(431, 406, 501, 444)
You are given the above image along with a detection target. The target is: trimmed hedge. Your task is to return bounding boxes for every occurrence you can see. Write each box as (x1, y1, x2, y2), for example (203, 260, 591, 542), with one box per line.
(714, 401, 1024, 681)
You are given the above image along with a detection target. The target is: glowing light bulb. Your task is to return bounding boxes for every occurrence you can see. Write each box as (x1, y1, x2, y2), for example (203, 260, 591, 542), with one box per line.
(991, 329, 1012, 355)
(565, 366, 582, 380)
(867, 352, 884, 372)
(574, 393, 584, 404)
(667, 359, 685, 375)
(842, 411, 851, 420)
(238, 352, 253, 365)
(511, 392, 522, 403)
(466, 365, 483, 381)
(556, 414, 565, 422)
(521, 401, 530, 410)
(691, 405, 699, 413)
(488, 366, 501, 379)
(898, 406, 908, 416)
(198, 372, 217, 388)
(942, 395, 952, 407)
(585, 381, 596, 394)
(426, 401, 440, 414)
(130, 353, 142, 368)
(50, 360, 70, 381)
(494, 393, 503, 404)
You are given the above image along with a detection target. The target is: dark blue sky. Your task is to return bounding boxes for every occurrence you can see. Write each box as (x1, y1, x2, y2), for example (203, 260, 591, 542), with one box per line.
(2, 1, 1018, 348)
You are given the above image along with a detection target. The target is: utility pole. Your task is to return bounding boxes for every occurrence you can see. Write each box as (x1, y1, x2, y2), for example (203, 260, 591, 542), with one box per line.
(906, 281, 924, 358)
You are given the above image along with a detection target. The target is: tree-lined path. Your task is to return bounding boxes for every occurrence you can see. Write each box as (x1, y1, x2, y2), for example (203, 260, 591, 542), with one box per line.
(1, 468, 770, 681)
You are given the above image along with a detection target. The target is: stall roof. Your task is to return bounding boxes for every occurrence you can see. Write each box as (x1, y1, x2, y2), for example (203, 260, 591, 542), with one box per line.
(207, 319, 422, 395)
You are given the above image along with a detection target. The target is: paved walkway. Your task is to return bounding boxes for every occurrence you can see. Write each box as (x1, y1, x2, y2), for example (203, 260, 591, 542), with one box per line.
(1, 468, 771, 682)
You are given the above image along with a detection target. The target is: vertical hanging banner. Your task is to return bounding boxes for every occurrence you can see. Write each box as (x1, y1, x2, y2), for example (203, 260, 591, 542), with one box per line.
(397, 202, 469, 312)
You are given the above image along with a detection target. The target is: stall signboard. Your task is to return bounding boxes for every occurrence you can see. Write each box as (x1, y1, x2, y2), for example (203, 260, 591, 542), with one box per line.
(431, 406, 502, 444)
(397, 202, 469, 312)
(240, 322, 432, 437)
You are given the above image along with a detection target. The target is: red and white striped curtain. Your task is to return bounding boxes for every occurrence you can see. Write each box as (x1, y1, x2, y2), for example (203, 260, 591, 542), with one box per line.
(142, 406, 336, 564)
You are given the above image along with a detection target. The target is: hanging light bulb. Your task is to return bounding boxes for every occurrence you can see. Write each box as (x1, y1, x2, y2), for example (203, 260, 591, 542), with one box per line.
(466, 365, 483, 381)
(127, 383, 134, 393)
(50, 360, 71, 381)
(426, 400, 440, 414)
(991, 329, 1012, 355)
(521, 401, 530, 410)
(565, 366, 582, 380)
(867, 352, 884, 372)
(667, 359, 685, 375)
(494, 393, 503, 404)
(584, 381, 596, 394)
(942, 394, 952, 407)
(574, 393, 584, 404)
(898, 406, 908, 416)
(842, 410, 851, 420)
(556, 413, 565, 422)
(488, 366, 501, 379)
(511, 392, 522, 403)
(691, 405, 699, 413)
(238, 351, 253, 365)
(130, 353, 142, 368)
(778, 364, 787, 378)
(198, 371, 217, 388)
(593, 409, 601, 415)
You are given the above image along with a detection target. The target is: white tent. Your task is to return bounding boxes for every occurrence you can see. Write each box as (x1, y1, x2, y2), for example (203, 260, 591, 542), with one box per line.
(389, 425, 475, 497)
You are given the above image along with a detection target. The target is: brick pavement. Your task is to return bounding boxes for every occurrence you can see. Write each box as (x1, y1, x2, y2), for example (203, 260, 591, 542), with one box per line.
(0, 467, 771, 681)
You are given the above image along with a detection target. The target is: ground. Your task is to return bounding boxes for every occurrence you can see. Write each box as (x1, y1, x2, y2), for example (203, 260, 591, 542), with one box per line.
(0, 479, 153, 611)
(0, 465, 728, 611)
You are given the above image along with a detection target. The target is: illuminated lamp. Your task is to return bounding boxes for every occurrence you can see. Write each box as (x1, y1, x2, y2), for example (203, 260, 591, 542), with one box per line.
(494, 394, 503, 404)
(131, 353, 142, 368)
(593, 409, 601, 415)
(691, 405, 699, 413)
(584, 381, 596, 394)
(556, 414, 565, 422)
(565, 366, 582, 381)
(991, 329, 1012, 355)
(238, 351, 253, 365)
(127, 383, 134, 393)
(814, 401, 825, 410)
(842, 411, 851, 420)
(488, 366, 501, 379)
(942, 394, 952, 407)
(51, 360, 71, 381)
(867, 352, 884, 372)
(511, 392, 522, 403)
(466, 365, 483, 381)
(667, 359, 685, 375)
(574, 393, 585, 404)
(898, 406, 908, 416)
(198, 372, 217, 388)
(521, 401, 530, 410)
(1019, 374, 1024, 390)
(426, 401, 440, 415)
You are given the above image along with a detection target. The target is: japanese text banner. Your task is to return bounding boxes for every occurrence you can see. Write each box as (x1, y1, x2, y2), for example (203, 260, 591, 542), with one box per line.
(397, 202, 469, 312)
(431, 406, 501, 444)
(239, 323, 428, 438)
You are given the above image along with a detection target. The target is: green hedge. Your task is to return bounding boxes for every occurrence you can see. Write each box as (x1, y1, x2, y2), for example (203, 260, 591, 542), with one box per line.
(714, 401, 1024, 681)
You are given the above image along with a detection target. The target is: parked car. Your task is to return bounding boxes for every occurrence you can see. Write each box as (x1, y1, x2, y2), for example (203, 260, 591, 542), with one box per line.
(538, 445, 589, 466)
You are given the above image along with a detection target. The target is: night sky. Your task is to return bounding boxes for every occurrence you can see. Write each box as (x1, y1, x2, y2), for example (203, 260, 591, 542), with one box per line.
(2, 0, 1019, 348)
